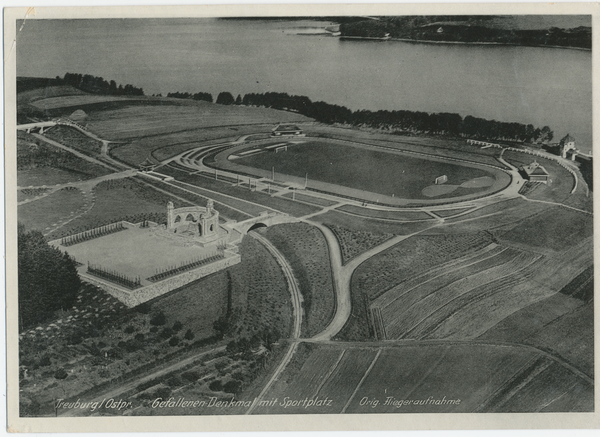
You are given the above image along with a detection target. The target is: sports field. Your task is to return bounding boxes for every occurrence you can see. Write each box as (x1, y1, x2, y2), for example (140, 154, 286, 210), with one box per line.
(226, 140, 508, 201)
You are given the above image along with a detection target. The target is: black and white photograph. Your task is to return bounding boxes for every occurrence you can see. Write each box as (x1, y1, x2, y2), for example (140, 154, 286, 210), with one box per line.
(4, 3, 597, 432)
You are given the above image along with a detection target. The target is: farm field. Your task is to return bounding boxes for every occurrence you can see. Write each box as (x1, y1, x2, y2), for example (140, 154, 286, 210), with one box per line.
(230, 140, 504, 201)
(374, 247, 542, 340)
(18, 187, 85, 232)
(263, 223, 335, 337)
(86, 102, 311, 141)
(258, 342, 592, 413)
(499, 206, 593, 252)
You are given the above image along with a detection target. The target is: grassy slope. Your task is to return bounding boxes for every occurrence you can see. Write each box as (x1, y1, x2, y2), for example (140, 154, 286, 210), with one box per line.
(18, 188, 85, 233)
(263, 223, 335, 337)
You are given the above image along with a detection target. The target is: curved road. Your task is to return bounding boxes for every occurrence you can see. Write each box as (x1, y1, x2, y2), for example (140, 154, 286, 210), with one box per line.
(245, 232, 303, 415)
(305, 220, 439, 341)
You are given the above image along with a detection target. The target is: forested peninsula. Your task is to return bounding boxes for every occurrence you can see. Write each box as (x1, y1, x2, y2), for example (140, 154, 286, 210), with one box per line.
(339, 16, 591, 50)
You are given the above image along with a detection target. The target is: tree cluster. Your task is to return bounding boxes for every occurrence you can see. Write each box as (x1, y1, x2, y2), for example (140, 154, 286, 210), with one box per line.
(166, 91, 213, 102)
(18, 224, 81, 330)
(61, 72, 144, 96)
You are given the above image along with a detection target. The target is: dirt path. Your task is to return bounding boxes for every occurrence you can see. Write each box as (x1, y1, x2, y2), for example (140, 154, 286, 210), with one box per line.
(245, 232, 303, 415)
(304, 220, 439, 342)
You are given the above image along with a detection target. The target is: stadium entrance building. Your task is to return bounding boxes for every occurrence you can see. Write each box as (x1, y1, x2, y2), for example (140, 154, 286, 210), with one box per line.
(521, 161, 550, 183)
(272, 124, 304, 137)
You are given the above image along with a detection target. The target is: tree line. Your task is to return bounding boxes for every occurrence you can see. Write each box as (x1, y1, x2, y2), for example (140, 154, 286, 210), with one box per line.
(18, 224, 81, 331)
(190, 90, 553, 143)
(60, 72, 144, 96)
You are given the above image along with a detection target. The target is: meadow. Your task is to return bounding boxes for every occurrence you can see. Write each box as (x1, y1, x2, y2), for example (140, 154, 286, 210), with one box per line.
(18, 187, 85, 233)
(86, 101, 311, 141)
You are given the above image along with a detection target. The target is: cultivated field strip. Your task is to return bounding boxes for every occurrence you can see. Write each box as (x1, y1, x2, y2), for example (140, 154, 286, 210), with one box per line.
(404, 256, 543, 340)
(371, 243, 502, 309)
(474, 356, 553, 412)
(387, 250, 536, 338)
(315, 349, 379, 413)
(429, 258, 557, 340)
(280, 349, 343, 401)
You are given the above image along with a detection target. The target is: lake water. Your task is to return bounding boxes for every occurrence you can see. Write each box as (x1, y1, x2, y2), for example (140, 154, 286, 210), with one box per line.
(16, 18, 592, 151)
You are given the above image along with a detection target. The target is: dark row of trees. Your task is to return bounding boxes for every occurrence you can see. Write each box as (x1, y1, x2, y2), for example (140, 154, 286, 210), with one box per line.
(61, 72, 144, 96)
(214, 90, 553, 142)
(166, 91, 213, 102)
(18, 224, 81, 331)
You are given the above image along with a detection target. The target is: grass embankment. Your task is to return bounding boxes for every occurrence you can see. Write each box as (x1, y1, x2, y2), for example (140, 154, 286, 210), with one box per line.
(336, 205, 433, 221)
(111, 125, 270, 166)
(18, 188, 85, 233)
(263, 223, 335, 337)
(157, 167, 322, 218)
(337, 232, 492, 341)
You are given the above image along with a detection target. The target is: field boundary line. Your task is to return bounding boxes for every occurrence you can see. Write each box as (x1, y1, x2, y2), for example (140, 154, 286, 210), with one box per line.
(340, 348, 382, 414)
(400, 253, 543, 340)
(534, 381, 579, 412)
(311, 350, 346, 400)
(372, 244, 505, 311)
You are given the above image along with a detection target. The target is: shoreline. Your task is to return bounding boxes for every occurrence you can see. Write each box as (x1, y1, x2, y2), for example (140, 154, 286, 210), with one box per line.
(337, 34, 591, 52)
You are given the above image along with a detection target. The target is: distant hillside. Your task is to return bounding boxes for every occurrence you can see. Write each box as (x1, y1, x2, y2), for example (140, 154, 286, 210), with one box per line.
(339, 15, 591, 49)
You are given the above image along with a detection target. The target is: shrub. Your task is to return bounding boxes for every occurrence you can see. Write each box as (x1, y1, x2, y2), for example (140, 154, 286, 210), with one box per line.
(168, 336, 180, 347)
(136, 303, 151, 314)
(166, 375, 182, 388)
(54, 368, 68, 380)
(223, 380, 242, 394)
(160, 328, 174, 339)
(124, 325, 135, 334)
(150, 326, 158, 333)
(150, 311, 167, 326)
(172, 321, 183, 332)
(182, 370, 200, 382)
(184, 329, 194, 341)
(208, 380, 223, 391)
(38, 354, 51, 368)
(134, 333, 145, 342)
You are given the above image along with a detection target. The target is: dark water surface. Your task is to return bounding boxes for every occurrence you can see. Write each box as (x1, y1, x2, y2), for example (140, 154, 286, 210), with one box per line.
(16, 18, 592, 151)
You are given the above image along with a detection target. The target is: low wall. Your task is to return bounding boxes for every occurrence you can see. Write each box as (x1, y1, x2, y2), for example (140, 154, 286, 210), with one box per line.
(80, 254, 241, 307)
